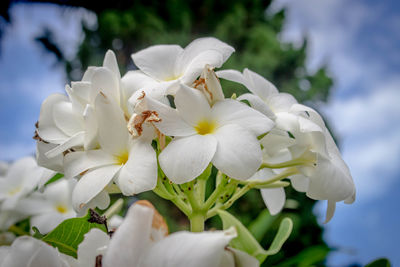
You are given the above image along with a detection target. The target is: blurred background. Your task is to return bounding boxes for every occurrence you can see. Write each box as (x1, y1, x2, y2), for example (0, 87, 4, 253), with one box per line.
(0, 0, 399, 266)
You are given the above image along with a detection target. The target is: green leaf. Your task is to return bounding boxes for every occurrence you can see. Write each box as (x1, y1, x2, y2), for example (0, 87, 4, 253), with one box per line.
(264, 217, 293, 256)
(365, 258, 391, 267)
(248, 209, 277, 242)
(218, 210, 268, 263)
(41, 209, 108, 258)
(44, 173, 64, 186)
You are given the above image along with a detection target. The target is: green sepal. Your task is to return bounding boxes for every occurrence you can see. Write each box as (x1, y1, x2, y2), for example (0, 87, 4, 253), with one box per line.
(218, 210, 293, 263)
(40, 209, 108, 258)
(44, 173, 64, 186)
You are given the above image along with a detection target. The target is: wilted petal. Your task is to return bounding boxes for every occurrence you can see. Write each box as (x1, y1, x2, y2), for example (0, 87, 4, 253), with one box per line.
(132, 45, 184, 81)
(159, 134, 217, 184)
(212, 99, 274, 136)
(212, 124, 262, 180)
(116, 141, 157, 195)
(144, 95, 195, 136)
(72, 165, 121, 212)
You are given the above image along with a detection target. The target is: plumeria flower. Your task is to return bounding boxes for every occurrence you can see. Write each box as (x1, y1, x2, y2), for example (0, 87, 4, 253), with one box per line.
(15, 179, 76, 234)
(124, 37, 234, 106)
(0, 236, 73, 267)
(74, 200, 259, 267)
(141, 84, 274, 183)
(64, 93, 157, 213)
(35, 50, 124, 167)
(0, 157, 53, 211)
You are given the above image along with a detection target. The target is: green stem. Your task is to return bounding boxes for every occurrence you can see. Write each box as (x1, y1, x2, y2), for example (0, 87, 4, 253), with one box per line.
(189, 212, 205, 232)
(203, 174, 228, 210)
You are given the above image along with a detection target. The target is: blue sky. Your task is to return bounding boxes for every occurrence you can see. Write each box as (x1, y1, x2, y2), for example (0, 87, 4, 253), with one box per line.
(1, 2, 399, 266)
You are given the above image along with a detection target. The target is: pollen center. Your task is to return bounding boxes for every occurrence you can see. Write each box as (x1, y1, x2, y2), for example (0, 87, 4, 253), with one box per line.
(56, 204, 68, 214)
(115, 150, 129, 165)
(195, 120, 217, 135)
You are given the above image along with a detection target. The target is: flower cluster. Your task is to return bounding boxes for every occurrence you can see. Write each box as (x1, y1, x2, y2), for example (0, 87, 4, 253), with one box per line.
(0, 37, 356, 267)
(35, 37, 355, 221)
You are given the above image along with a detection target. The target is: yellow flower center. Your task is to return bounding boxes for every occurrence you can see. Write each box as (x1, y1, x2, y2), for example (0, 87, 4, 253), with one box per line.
(115, 150, 129, 165)
(195, 120, 217, 135)
(56, 204, 68, 214)
(164, 74, 182, 82)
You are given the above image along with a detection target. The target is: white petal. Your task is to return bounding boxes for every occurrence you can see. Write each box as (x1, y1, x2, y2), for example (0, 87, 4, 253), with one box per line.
(290, 174, 309, 192)
(91, 67, 120, 104)
(243, 68, 278, 99)
(324, 200, 336, 223)
(83, 105, 98, 150)
(229, 247, 260, 267)
(53, 101, 84, 136)
(180, 50, 223, 84)
(212, 99, 274, 136)
(261, 187, 286, 215)
(103, 50, 121, 78)
(103, 204, 154, 267)
(64, 150, 115, 178)
(140, 227, 237, 267)
(115, 141, 157, 195)
(159, 134, 217, 184)
(217, 69, 248, 85)
(1, 236, 64, 267)
(175, 84, 212, 125)
(260, 131, 295, 156)
(267, 93, 297, 113)
(132, 44, 184, 81)
(94, 93, 129, 155)
(36, 142, 64, 172)
(144, 95, 195, 136)
(37, 94, 69, 143)
(178, 37, 234, 74)
(44, 132, 84, 158)
(78, 228, 110, 267)
(212, 124, 262, 180)
(237, 93, 276, 119)
(72, 165, 121, 212)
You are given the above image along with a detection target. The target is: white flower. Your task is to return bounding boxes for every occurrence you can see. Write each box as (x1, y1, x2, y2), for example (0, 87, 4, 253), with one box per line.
(76, 201, 259, 267)
(15, 179, 76, 234)
(0, 236, 73, 267)
(124, 37, 234, 106)
(64, 93, 157, 213)
(142, 84, 274, 183)
(35, 50, 124, 164)
(0, 157, 53, 211)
